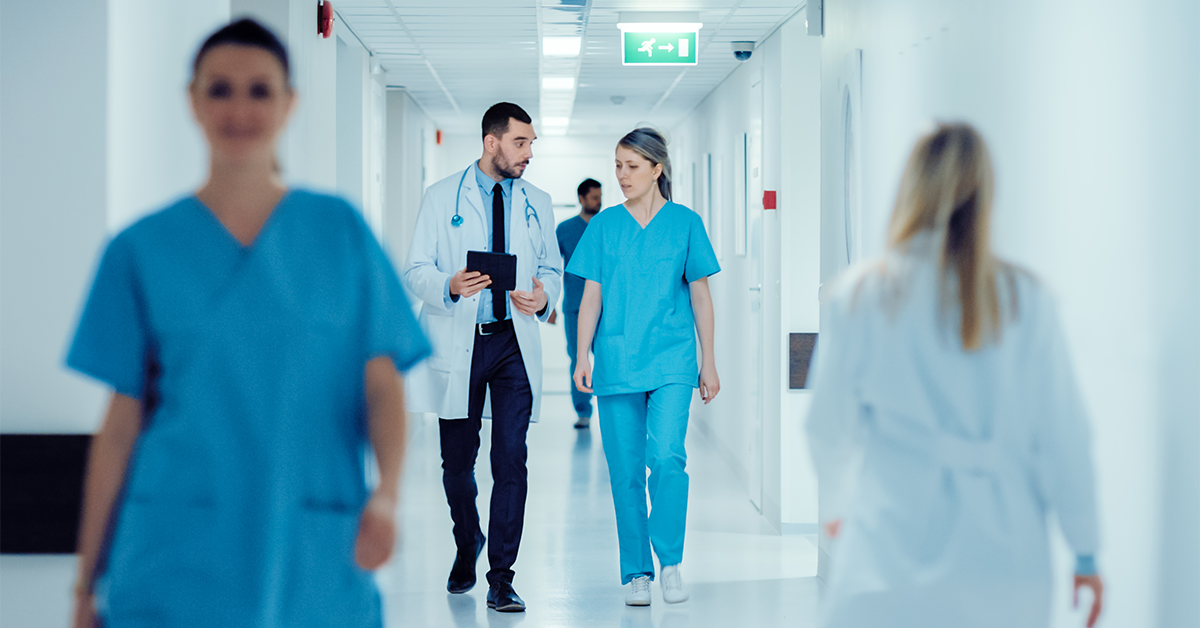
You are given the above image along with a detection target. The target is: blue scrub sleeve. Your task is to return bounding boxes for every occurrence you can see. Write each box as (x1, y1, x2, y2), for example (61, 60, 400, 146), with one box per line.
(684, 212, 720, 283)
(565, 217, 602, 284)
(66, 233, 150, 399)
(358, 217, 432, 373)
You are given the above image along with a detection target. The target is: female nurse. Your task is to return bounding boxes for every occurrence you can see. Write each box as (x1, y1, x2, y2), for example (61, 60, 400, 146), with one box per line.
(68, 19, 430, 628)
(570, 127, 720, 607)
(806, 123, 1103, 628)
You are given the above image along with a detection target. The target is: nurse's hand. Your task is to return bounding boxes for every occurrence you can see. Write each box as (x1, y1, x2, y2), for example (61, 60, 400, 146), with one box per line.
(355, 492, 398, 571)
(699, 363, 720, 404)
(510, 276, 547, 316)
(450, 269, 491, 298)
(1073, 574, 1104, 628)
(574, 358, 593, 394)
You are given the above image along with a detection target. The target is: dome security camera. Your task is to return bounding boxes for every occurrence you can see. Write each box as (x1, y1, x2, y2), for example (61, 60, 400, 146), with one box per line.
(732, 41, 754, 61)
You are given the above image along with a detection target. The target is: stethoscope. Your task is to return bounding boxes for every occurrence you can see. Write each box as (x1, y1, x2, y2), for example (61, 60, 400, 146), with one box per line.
(451, 166, 547, 259)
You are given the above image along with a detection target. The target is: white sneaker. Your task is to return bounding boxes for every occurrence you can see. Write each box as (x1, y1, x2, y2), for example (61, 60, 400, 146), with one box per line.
(660, 565, 689, 604)
(625, 575, 651, 606)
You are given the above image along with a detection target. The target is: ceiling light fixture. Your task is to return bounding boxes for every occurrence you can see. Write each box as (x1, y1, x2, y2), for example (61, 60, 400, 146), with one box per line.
(542, 76, 576, 90)
(616, 12, 702, 32)
(542, 36, 582, 57)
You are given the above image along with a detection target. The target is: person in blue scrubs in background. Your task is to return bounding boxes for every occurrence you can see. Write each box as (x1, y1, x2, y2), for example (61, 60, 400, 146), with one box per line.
(67, 20, 429, 628)
(570, 128, 720, 607)
(556, 178, 603, 428)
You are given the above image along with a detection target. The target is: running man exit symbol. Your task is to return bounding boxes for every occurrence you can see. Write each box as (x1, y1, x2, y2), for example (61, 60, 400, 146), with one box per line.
(623, 31, 698, 65)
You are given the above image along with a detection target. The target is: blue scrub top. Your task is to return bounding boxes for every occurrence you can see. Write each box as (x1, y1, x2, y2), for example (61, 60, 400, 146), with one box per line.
(66, 190, 430, 626)
(566, 201, 719, 396)
(556, 214, 589, 314)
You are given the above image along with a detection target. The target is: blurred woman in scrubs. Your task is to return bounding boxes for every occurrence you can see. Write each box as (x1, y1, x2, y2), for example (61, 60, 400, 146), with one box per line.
(68, 19, 429, 627)
(806, 123, 1104, 628)
(570, 128, 720, 607)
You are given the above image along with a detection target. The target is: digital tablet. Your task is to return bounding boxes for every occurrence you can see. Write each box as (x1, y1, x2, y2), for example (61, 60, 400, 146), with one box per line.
(466, 250, 517, 292)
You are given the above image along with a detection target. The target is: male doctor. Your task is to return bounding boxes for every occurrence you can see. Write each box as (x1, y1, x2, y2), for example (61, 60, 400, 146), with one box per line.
(403, 102, 562, 613)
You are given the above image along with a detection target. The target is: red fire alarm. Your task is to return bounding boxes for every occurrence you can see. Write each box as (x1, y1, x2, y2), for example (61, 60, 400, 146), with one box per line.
(318, 1, 334, 39)
(763, 190, 777, 210)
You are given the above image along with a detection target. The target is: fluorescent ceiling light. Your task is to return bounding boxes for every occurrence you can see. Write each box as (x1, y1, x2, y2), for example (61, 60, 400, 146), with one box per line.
(541, 117, 570, 127)
(617, 22, 703, 31)
(617, 11, 702, 32)
(542, 76, 575, 90)
(543, 36, 581, 57)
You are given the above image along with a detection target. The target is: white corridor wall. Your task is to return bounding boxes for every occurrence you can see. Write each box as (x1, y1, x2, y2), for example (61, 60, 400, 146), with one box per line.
(672, 10, 823, 534)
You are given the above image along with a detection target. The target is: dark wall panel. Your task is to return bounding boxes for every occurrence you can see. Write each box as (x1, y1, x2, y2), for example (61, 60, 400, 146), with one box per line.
(789, 333, 818, 389)
(1, 434, 90, 554)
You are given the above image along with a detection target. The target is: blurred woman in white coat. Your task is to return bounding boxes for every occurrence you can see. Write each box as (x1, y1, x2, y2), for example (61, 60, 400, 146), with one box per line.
(806, 123, 1104, 628)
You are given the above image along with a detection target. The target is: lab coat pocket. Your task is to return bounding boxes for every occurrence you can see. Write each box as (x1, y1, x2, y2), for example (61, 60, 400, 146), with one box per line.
(421, 311, 456, 372)
(593, 335, 629, 391)
(285, 503, 377, 625)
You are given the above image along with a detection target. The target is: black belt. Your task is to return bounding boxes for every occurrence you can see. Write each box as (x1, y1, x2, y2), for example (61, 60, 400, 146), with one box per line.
(476, 319, 514, 336)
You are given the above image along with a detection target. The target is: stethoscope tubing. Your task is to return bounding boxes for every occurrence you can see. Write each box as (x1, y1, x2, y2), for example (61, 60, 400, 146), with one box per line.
(450, 166, 546, 258)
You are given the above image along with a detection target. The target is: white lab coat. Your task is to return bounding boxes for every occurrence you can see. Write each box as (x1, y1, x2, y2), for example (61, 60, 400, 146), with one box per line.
(806, 237, 1099, 628)
(403, 167, 563, 423)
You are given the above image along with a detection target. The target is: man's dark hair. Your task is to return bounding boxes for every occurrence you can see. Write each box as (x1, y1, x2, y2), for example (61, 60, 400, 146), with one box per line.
(577, 178, 601, 198)
(482, 102, 533, 141)
(193, 18, 290, 83)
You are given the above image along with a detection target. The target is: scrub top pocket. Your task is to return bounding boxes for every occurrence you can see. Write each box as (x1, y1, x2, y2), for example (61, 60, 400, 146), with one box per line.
(593, 335, 630, 392)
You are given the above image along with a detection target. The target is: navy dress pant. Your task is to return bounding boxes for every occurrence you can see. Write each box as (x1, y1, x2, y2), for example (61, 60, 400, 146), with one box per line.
(439, 328, 532, 586)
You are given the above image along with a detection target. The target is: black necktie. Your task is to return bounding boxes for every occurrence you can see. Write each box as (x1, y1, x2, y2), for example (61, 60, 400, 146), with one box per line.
(492, 183, 506, 321)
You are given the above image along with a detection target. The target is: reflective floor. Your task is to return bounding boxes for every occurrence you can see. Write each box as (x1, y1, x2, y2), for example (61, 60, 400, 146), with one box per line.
(379, 388, 820, 628)
(0, 389, 819, 628)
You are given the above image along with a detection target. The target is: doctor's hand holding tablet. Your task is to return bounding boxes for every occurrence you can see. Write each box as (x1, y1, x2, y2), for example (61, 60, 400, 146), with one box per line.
(449, 269, 492, 297)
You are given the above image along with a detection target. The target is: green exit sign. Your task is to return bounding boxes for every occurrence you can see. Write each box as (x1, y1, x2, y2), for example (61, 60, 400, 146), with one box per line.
(622, 31, 698, 66)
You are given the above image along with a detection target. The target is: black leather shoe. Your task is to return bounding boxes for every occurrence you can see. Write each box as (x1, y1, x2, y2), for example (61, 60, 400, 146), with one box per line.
(486, 581, 526, 612)
(447, 533, 485, 594)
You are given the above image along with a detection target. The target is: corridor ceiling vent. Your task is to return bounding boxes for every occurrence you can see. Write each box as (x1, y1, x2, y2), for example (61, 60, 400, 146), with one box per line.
(617, 12, 701, 67)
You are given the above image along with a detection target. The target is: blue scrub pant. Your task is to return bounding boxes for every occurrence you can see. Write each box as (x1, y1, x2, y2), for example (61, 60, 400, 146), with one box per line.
(597, 384, 691, 584)
(563, 310, 593, 418)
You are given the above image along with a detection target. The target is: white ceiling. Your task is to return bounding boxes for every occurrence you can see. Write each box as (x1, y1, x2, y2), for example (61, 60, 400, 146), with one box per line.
(336, 0, 805, 135)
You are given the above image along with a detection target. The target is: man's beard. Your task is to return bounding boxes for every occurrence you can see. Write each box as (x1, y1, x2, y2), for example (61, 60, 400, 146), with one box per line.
(492, 153, 526, 180)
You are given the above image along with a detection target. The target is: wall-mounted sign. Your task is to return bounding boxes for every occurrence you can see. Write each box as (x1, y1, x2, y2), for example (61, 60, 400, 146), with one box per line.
(622, 31, 698, 66)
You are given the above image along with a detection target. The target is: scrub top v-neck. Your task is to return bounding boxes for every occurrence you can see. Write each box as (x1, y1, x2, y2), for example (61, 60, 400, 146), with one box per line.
(67, 189, 430, 627)
(566, 201, 719, 396)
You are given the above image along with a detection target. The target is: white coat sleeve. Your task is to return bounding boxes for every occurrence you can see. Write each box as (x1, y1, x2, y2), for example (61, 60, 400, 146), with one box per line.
(804, 285, 868, 524)
(535, 199, 564, 323)
(1030, 288, 1100, 557)
(403, 187, 455, 315)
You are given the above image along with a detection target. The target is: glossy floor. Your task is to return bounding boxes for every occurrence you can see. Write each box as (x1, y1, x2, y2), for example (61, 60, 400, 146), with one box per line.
(377, 389, 821, 628)
(0, 390, 820, 628)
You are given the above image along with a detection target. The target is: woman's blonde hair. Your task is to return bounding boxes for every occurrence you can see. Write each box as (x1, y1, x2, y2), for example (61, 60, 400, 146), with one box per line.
(887, 122, 1007, 351)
